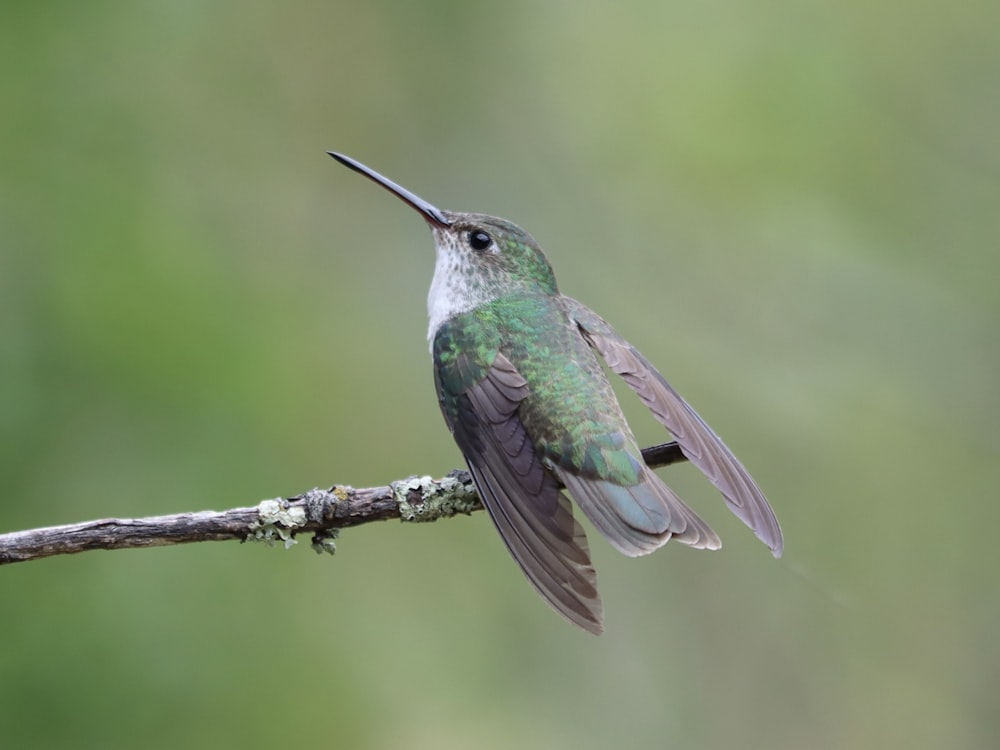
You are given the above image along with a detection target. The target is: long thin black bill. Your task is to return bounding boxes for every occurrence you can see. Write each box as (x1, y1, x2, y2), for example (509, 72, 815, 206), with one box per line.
(328, 152, 451, 227)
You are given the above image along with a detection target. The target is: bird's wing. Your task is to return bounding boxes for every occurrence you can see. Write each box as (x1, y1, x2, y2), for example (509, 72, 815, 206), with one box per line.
(563, 297, 784, 557)
(434, 318, 603, 633)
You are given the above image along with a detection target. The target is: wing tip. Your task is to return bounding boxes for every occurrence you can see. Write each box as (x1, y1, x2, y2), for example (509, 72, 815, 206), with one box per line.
(550, 591, 604, 635)
(757, 517, 784, 558)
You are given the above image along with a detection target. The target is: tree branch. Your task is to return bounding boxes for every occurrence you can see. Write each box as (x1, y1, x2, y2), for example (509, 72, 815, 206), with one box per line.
(0, 441, 686, 566)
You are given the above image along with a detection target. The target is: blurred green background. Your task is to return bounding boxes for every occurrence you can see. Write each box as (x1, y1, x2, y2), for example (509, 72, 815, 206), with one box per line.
(2, 1, 998, 748)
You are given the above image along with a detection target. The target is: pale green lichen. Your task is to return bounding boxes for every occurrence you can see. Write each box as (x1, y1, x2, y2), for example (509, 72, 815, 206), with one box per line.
(330, 486, 352, 503)
(393, 473, 480, 522)
(247, 498, 308, 549)
(311, 529, 339, 556)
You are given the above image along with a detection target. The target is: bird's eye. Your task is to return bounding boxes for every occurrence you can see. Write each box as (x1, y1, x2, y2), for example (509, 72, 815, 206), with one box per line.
(468, 230, 493, 252)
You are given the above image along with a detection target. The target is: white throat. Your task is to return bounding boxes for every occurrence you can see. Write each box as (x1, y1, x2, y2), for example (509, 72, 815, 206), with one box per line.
(426, 233, 490, 345)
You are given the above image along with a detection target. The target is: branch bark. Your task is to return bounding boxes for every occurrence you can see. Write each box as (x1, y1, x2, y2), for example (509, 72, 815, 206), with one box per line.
(0, 441, 687, 566)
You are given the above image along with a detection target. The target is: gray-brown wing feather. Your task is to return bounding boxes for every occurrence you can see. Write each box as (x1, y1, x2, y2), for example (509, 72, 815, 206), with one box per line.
(565, 298, 784, 557)
(441, 352, 604, 633)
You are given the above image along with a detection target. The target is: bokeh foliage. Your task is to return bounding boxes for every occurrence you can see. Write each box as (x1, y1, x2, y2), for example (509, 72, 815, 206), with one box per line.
(2, 1, 998, 748)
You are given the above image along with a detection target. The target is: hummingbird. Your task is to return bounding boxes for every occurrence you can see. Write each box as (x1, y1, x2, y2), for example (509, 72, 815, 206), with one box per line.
(329, 152, 782, 634)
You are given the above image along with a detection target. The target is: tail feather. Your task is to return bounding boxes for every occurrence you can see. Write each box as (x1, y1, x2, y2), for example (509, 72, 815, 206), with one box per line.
(556, 466, 721, 557)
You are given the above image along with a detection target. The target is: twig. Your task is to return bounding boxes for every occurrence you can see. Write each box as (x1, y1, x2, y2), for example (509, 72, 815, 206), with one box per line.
(0, 441, 686, 565)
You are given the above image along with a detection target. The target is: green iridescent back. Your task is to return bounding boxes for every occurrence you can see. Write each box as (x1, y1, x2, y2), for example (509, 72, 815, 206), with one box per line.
(434, 291, 645, 488)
